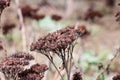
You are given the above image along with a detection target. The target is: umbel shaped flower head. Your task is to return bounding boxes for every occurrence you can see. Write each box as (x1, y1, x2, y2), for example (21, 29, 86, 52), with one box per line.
(30, 25, 89, 80)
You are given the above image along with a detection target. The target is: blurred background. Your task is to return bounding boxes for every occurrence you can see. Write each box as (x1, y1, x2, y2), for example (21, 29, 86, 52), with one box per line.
(0, 0, 120, 80)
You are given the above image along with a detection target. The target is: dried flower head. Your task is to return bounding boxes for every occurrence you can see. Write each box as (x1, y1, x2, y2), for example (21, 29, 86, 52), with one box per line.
(105, 0, 116, 7)
(72, 72, 82, 80)
(0, 0, 10, 14)
(31, 26, 89, 52)
(2, 23, 16, 35)
(30, 25, 89, 80)
(31, 14, 45, 20)
(84, 6, 103, 22)
(21, 5, 45, 20)
(98, 63, 104, 70)
(116, 3, 120, 22)
(112, 74, 120, 80)
(30, 64, 48, 74)
(11, 52, 34, 60)
(0, 41, 3, 50)
(18, 64, 48, 80)
(0, 52, 34, 80)
(51, 14, 62, 21)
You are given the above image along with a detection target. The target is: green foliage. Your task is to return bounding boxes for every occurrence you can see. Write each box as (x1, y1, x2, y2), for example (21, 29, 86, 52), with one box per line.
(79, 49, 112, 72)
(32, 16, 66, 32)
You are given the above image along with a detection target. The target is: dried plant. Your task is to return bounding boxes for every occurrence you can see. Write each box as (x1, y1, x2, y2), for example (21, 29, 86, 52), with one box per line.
(0, 41, 3, 50)
(51, 14, 62, 21)
(2, 23, 16, 35)
(84, 6, 103, 22)
(21, 5, 39, 18)
(20, 5, 45, 20)
(18, 64, 48, 80)
(0, 52, 34, 80)
(30, 25, 89, 80)
(96, 46, 120, 80)
(0, 0, 10, 15)
(105, 0, 116, 7)
(112, 74, 120, 80)
(31, 14, 45, 20)
(72, 72, 82, 80)
(116, 3, 120, 22)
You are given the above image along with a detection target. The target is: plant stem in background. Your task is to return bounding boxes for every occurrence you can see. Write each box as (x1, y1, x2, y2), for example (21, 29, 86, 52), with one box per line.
(96, 46, 120, 80)
(15, 0, 27, 51)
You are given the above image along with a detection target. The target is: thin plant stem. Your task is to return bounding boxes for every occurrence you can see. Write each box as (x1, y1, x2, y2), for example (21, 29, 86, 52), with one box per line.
(44, 53, 64, 80)
(96, 47, 120, 80)
(15, 0, 27, 51)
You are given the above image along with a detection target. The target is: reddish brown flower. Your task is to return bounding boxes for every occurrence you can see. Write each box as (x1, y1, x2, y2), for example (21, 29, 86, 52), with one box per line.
(0, 52, 34, 80)
(18, 64, 48, 80)
(30, 25, 89, 78)
(31, 64, 48, 74)
(116, 3, 120, 22)
(0, 41, 3, 50)
(0, 0, 10, 13)
(72, 72, 82, 80)
(105, 0, 116, 7)
(112, 74, 120, 80)
(21, 5, 46, 20)
(21, 5, 38, 17)
(31, 14, 45, 20)
(51, 14, 62, 21)
(11, 52, 34, 60)
(2, 23, 16, 35)
(84, 6, 103, 22)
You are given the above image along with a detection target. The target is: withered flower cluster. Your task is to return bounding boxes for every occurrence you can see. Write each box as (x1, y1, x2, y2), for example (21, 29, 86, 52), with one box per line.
(72, 72, 82, 80)
(11, 52, 34, 60)
(31, 26, 88, 53)
(0, 41, 3, 50)
(0, 52, 34, 80)
(18, 64, 48, 80)
(112, 74, 120, 80)
(105, 0, 116, 7)
(2, 23, 16, 35)
(84, 6, 103, 22)
(116, 3, 120, 22)
(0, 0, 10, 14)
(51, 14, 62, 21)
(21, 5, 45, 20)
(30, 25, 89, 79)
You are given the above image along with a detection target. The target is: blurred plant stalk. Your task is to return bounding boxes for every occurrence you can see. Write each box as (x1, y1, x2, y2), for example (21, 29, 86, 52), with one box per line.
(15, 0, 27, 51)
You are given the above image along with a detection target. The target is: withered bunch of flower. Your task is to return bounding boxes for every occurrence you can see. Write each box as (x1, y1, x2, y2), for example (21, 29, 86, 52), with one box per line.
(105, 0, 116, 7)
(72, 71, 82, 80)
(21, 5, 45, 20)
(112, 74, 120, 80)
(0, 40, 3, 50)
(84, 6, 103, 22)
(0, 0, 10, 14)
(2, 23, 16, 35)
(18, 64, 48, 80)
(0, 52, 34, 80)
(11, 52, 34, 60)
(51, 14, 62, 21)
(116, 3, 120, 22)
(30, 25, 89, 80)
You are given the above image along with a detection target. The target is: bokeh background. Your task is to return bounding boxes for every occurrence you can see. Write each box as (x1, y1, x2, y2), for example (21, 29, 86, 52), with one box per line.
(0, 0, 120, 80)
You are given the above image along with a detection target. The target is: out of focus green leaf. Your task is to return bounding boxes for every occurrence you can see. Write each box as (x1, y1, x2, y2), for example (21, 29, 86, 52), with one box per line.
(32, 16, 66, 32)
